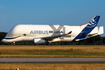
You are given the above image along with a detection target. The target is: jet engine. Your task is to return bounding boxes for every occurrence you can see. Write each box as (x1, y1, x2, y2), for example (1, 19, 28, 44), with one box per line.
(33, 38, 46, 44)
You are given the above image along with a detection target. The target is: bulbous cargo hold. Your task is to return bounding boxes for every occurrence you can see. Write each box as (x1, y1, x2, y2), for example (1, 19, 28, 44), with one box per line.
(2, 16, 104, 45)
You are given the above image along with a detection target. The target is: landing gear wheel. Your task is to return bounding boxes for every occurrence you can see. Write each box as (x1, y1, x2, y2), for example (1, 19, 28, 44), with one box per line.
(49, 43, 53, 45)
(13, 42, 15, 45)
(46, 42, 53, 45)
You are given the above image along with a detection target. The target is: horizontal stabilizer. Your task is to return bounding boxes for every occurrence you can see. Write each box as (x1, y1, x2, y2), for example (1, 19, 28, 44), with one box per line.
(75, 38, 86, 41)
(98, 26, 104, 34)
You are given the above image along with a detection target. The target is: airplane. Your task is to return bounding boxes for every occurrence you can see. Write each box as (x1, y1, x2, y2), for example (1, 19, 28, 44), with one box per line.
(2, 16, 104, 45)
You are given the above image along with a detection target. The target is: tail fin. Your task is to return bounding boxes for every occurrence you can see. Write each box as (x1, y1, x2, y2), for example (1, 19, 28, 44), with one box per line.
(80, 16, 100, 27)
(73, 16, 100, 41)
(86, 16, 100, 28)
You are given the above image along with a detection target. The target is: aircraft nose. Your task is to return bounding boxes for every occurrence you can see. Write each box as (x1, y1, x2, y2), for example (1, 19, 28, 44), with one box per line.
(2, 39, 5, 42)
(2, 39, 9, 43)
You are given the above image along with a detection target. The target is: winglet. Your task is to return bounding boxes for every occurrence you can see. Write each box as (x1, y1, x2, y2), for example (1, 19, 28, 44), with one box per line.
(68, 31, 72, 34)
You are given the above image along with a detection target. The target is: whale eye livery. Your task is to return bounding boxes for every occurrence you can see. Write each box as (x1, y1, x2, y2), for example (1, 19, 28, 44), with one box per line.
(2, 16, 104, 45)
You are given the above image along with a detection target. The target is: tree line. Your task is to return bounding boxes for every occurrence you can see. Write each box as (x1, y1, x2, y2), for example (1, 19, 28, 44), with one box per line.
(0, 32, 105, 45)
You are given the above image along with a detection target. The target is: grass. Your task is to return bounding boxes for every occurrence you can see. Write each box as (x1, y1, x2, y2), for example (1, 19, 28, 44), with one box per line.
(0, 46, 105, 70)
(0, 63, 105, 70)
(0, 46, 105, 57)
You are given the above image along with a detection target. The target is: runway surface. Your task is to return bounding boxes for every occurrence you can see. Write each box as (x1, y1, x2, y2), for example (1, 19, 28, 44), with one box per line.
(0, 57, 105, 63)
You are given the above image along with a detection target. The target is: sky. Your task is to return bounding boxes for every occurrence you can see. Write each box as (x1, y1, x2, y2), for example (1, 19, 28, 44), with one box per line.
(0, 0, 105, 36)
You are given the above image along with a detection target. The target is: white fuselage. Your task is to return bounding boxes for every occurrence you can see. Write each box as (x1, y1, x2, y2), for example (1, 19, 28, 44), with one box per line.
(2, 25, 84, 43)
(2, 16, 103, 44)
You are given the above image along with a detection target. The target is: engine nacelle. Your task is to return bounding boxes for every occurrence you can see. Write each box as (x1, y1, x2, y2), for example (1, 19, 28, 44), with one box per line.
(33, 38, 46, 44)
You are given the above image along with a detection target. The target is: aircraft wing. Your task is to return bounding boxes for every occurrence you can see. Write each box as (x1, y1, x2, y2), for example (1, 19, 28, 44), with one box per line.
(42, 31, 72, 41)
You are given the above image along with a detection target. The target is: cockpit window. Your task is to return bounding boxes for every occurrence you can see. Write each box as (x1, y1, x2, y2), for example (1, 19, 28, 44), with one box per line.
(23, 34, 26, 36)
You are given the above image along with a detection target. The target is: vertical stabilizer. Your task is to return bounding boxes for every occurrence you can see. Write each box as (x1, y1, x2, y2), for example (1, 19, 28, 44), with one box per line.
(73, 16, 100, 41)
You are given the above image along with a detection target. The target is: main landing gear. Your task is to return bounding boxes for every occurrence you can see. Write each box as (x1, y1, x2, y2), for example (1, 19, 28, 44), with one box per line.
(46, 42, 53, 45)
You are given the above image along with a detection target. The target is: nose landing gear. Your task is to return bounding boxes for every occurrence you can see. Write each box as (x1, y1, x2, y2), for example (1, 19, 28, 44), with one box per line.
(13, 42, 15, 45)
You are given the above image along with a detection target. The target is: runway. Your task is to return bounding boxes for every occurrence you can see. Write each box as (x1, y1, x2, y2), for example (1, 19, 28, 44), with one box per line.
(0, 57, 105, 63)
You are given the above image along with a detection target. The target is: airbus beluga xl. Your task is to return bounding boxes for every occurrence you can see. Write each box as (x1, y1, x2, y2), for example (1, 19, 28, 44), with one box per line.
(2, 16, 104, 45)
